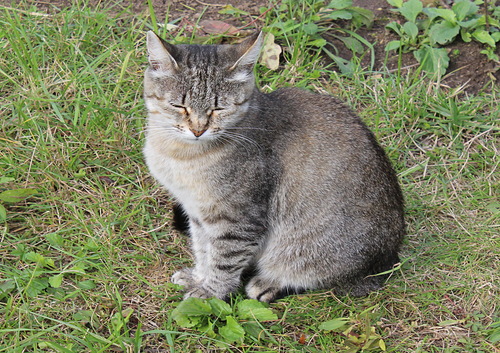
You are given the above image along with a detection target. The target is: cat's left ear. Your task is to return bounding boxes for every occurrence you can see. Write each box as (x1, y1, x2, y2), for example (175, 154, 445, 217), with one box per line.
(229, 31, 263, 72)
(146, 31, 179, 73)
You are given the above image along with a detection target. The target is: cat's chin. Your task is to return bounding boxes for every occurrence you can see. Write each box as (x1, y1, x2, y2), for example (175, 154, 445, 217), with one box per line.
(181, 135, 216, 144)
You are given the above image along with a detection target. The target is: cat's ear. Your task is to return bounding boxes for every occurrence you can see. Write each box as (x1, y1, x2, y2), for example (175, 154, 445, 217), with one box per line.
(229, 31, 263, 72)
(146, 31, 179, 73)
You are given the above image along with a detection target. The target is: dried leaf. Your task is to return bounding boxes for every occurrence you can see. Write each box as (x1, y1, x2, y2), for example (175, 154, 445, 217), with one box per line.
(200, 20, 239, 35)
(259, 33, 281, 70)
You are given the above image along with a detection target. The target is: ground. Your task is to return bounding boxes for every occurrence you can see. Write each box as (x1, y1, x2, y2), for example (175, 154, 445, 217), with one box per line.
(14, 0, 500, 94)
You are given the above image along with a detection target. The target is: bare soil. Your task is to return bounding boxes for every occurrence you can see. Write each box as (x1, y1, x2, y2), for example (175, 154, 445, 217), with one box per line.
(13, 0, 500, 93)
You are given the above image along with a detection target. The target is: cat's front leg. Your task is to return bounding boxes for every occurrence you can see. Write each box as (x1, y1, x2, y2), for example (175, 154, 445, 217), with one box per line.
(171, 218, 209, 290)
(181, 221, 263, 300)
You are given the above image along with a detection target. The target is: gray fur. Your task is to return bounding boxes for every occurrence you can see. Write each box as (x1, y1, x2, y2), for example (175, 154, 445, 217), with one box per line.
(143, 31, 405, 302)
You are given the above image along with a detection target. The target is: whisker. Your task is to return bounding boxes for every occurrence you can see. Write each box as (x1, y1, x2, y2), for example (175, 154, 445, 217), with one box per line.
(218, 134, 254, 156)
(227, 126, 271, 132)
(220, 131, 263, 154)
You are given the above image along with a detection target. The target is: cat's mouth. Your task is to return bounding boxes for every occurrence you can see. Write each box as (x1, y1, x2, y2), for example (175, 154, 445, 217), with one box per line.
(179, 126, 218, 143)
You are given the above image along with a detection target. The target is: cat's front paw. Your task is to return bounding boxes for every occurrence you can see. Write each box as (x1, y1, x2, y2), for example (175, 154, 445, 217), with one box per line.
(183, 285, 217, 300)
(172, 267, 197, 288)
(245, 277, 283, 303)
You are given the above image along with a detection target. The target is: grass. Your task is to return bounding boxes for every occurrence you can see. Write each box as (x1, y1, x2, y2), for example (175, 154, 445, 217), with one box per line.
(0, 0, 499, 352)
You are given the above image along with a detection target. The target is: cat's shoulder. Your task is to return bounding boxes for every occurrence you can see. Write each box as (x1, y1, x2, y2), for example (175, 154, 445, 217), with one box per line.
(260, 86, 360, 126)
(264, 87, 346, 108)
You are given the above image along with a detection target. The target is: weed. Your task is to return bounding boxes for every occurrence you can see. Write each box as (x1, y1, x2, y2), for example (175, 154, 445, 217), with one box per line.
(0, 178, 37, 223)
(170, 297, 279, 347)
(386, 0, 500, 76)
(319, 306, 387, 352)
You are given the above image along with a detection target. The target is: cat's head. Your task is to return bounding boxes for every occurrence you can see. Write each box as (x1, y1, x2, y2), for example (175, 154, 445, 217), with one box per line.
(144, 31, 263, 144)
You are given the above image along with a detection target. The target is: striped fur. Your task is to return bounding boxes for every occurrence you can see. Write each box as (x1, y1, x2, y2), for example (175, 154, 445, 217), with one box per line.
(143, 32, 405, 302)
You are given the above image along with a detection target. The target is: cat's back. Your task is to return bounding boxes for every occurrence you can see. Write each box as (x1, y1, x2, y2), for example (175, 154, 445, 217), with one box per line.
(256, 86, 404, 218)
(257, 87, 383, 160)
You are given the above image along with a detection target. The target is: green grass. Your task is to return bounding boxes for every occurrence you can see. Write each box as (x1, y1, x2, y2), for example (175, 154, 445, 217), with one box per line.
(1, 1, 499, 352)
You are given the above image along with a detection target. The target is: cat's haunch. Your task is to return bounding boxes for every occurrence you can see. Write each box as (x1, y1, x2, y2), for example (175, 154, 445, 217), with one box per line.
(143, 31, 405, 302)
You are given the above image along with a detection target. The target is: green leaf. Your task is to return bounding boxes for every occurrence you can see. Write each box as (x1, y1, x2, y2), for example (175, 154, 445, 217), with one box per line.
(84, 238, 100, 251)
(489, 330, 500, 344)
(0, 177, 15, 184)
(481, 48, 499, 61)
(171, 309, 203, 328)
(414, 46, 450, 77)
(45, 233, 65, 248)
(385, 40, 402, 51)
(488, 322, 500, 344)
(458, 18, 478, 28)
(461, 29, 472, 42)
(476, 14, 500, 28)
(49, 274, 64, 288)
(325, 9, 353, 20)
(403, 21, 419, 39)
(339, 36, 364, 54)
(303, 22, 319, 35)
(0, 188, 37, 203)
(386, 21, 403, 36)
(0, 204, 6, 222)
(0, 280, 16, 298)
(174, 297, 212, 316)
(208, 297, 232, 318)
(386, 0, 403, 8)
(429, 21, 460, 45)
(24, 251, 54, 268)
(379, 338, 387, 351)
(11, 244, 27, 259)
(242, 321, 264, 338)
(319, 317, 350, 331)
(237, 299, 278, 321)
(322, 47, 356, 76)
(197, 320, 217, 338)
(25, 252, 47, 265)
(307, 38, 327, 47)
(351, 7, 375, 28)
(77, 280, 96, 290)
(73, 310, 94, 323)
(472, 30, 495, 47)
(487, 203, 500, 214)
(423, 8, 456, 23)
(68, 263, 87, 274)
(438, 319, 461, 326)
(327, 0, 352, 9)
(37, 342, 74, 353)
(452, 0, 478, 21)
(218, 4, 249, 17)
(26, 278, 49, 297)
(396, 0, 423, 23)
(219, 316, 245, 344)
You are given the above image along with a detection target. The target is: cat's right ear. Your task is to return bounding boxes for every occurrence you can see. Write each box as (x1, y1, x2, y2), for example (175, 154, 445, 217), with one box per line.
(146, 31, 179, 73)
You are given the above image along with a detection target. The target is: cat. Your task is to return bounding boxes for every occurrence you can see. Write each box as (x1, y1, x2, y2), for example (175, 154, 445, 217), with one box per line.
(143, 31, 405, 303)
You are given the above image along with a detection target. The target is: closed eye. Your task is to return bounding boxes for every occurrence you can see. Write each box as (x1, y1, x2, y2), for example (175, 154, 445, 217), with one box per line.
(170, 103, 189, 114)
(209, 107, 226, 116)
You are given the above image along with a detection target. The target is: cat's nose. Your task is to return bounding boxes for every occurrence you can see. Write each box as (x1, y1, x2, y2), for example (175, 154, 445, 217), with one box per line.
(190, 128, 207, 137)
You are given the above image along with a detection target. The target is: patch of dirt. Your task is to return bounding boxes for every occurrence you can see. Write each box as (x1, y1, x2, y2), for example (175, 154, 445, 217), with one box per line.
(13, 0, 500, 93)
(350, 0, 499, 94)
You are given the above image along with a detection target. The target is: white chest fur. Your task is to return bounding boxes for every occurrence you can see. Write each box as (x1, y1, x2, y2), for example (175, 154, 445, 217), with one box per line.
(143, 139, 224, 219)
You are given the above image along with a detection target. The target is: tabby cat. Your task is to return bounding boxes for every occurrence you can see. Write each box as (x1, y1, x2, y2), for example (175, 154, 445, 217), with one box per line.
(143, 31, 405, 302)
